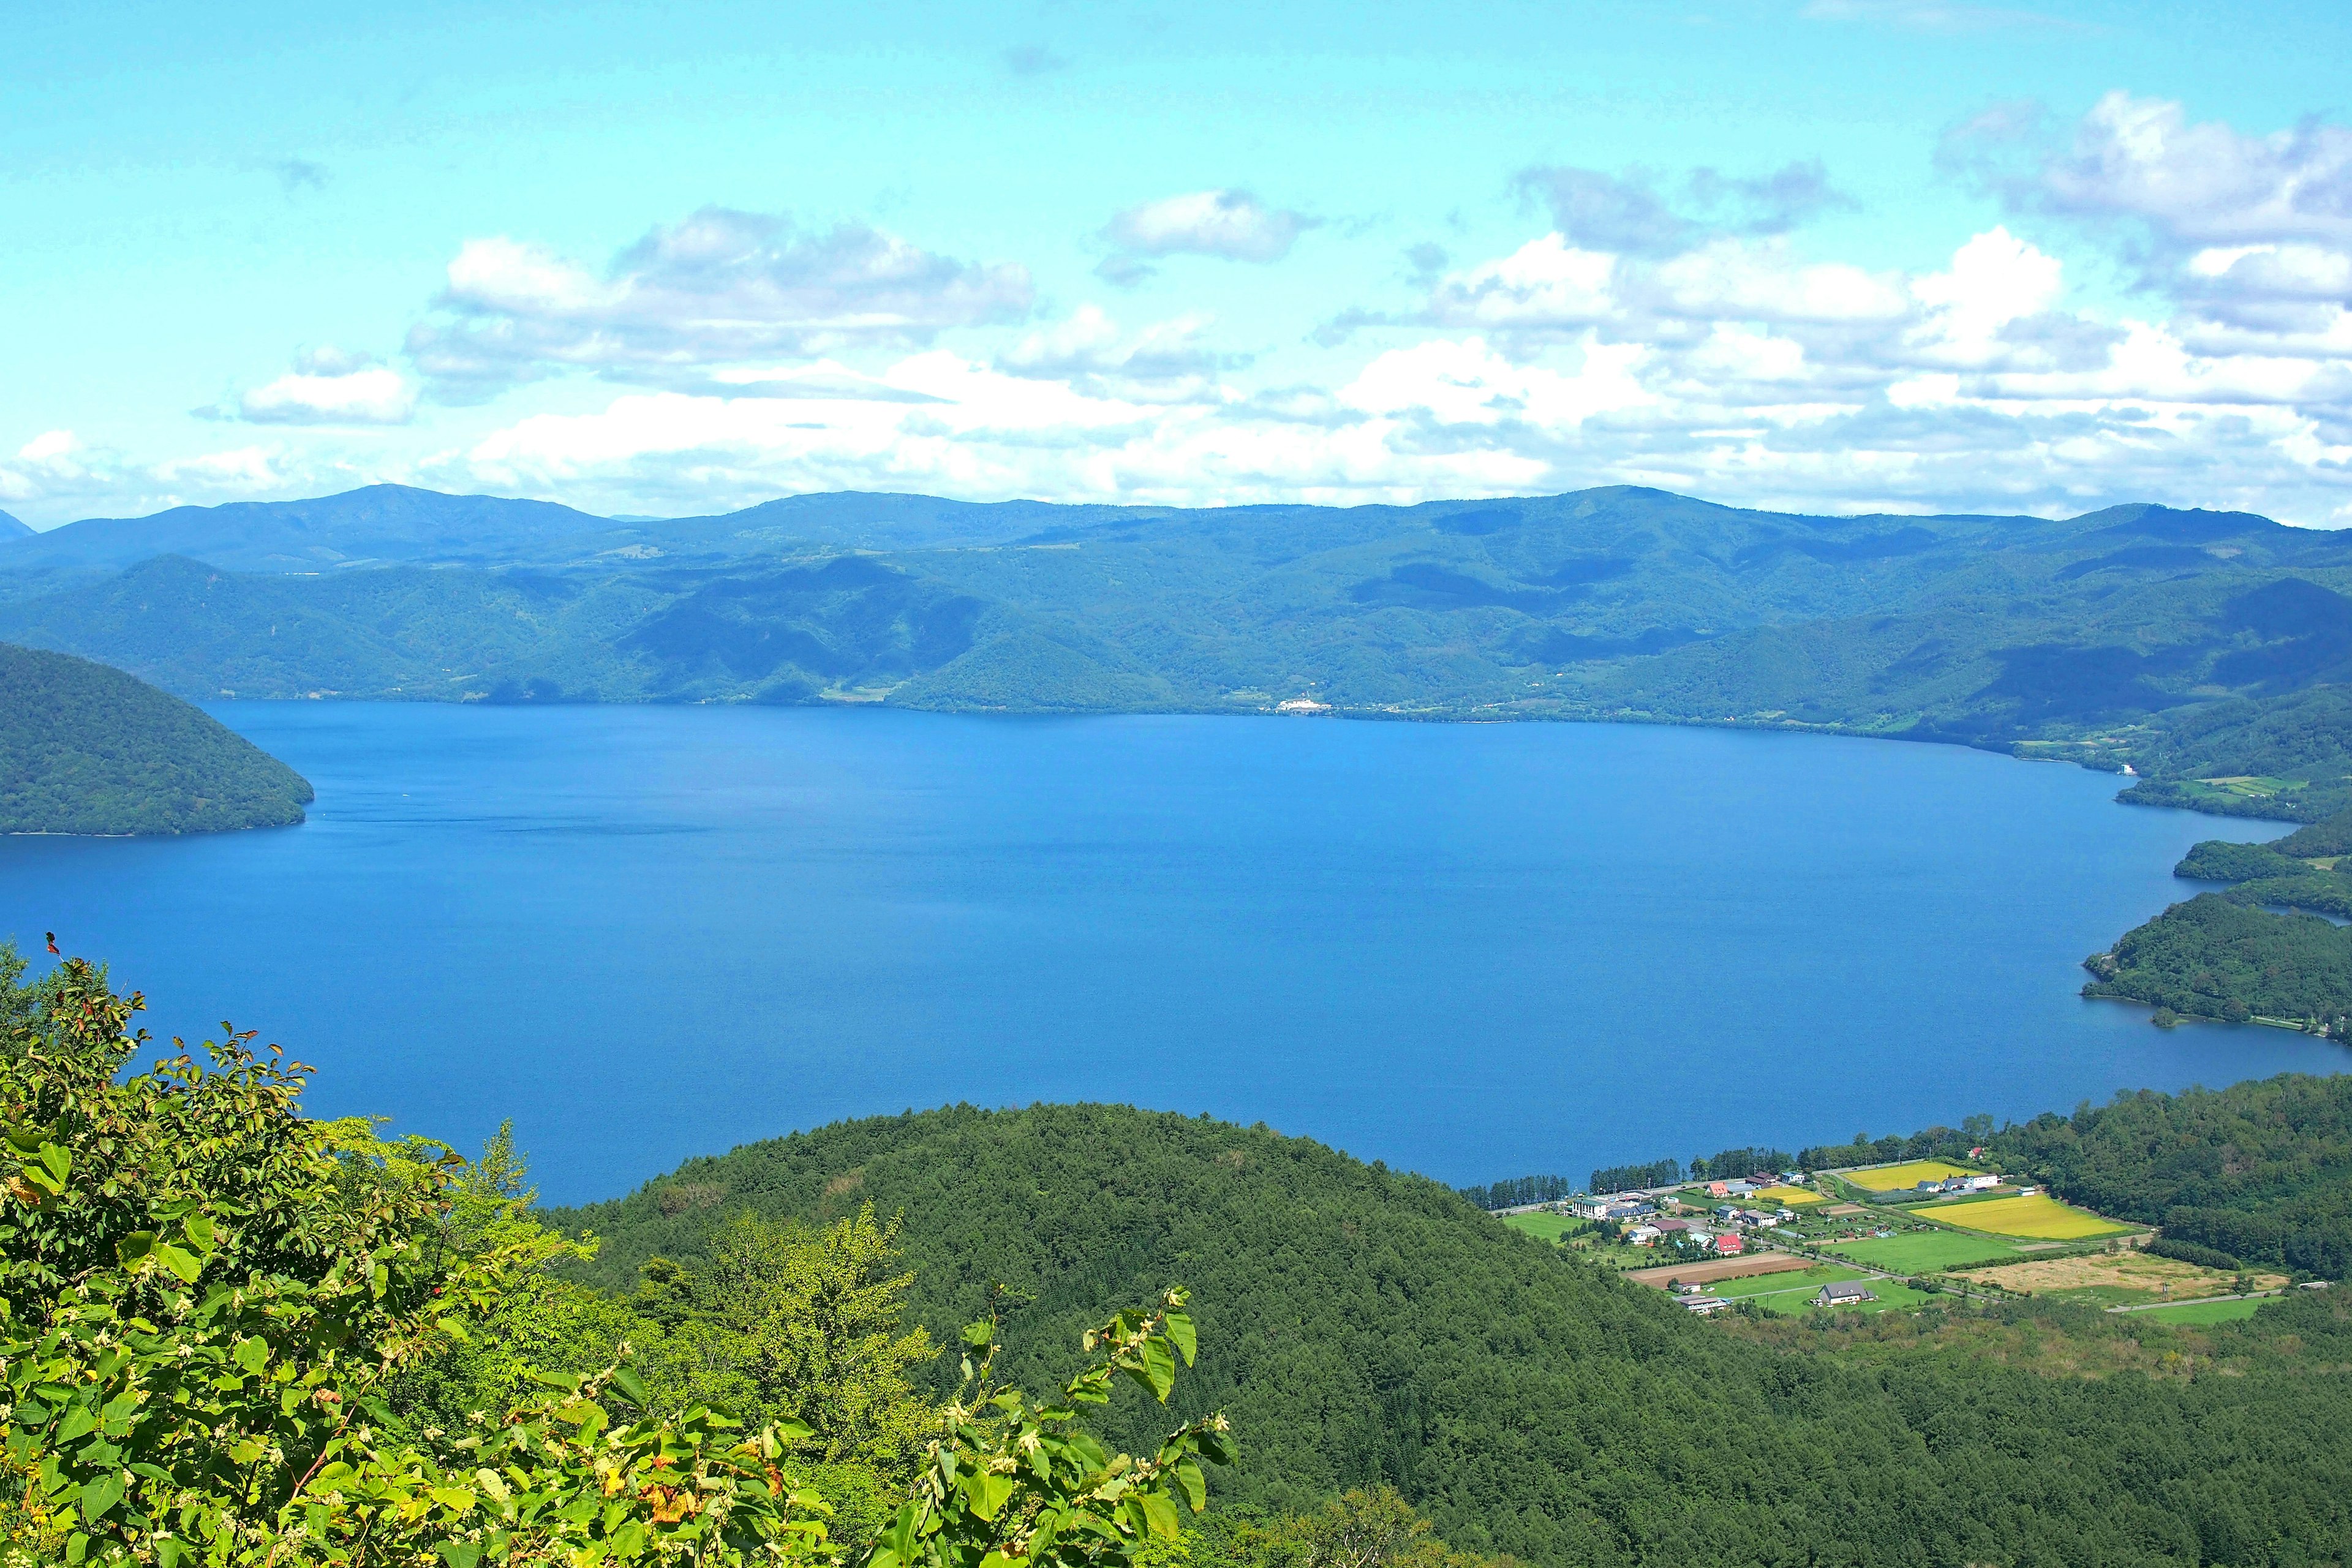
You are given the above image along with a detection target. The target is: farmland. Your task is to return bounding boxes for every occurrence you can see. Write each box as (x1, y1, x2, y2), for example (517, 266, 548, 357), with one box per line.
(1825, 1231, 2024, 1273)
(1918, 1192, 2136, 1239)
(1957, 1251, 2285, 1307)
(2130, 1297, 2271, 1325)
(1842, 1159, 1980, 1191)
(1499, 1210, 1589, 1244)
(1753, 1183, 1822, 1205)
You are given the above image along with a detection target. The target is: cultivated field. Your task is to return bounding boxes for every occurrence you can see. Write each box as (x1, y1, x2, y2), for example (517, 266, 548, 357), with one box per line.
(1500, 1211, 1585, 1243)
(1754, 1183, 1821, 1205)
(2132, 1297, 2269, 1325)
(1918, 1193, 2133, 1239)
(1625, 1253, 1814, 1287)
(1827, 1231, 2022, 1273)
(1844, 1159, 1979, 1191)
(1958, 1252, 2284, 1305)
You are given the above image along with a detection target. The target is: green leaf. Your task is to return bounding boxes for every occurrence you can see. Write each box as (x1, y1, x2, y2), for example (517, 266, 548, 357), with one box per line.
(438, 1544, 484, 1568)
(183, 1212, 217, 1253)
(1163, 1311, 1197, 1366)
(78, 1472, 124, 1523)
(155, 1243, 203, 1284)
(1174, 1458, 1206, 1512)
(115, 1231, 157, 1265)
(777, 1418, 815, 1444)
(961, 1320, 996, 1349)
(233, 1336, 270, 1374)
(1137, 1491, 1180, 1540)
(36, 1143, 70, 1183)
(1133, 1337, 1177, 1403)
(968, 1470, 1015, 1523)
(56, 1405, 97, 1444)
(609, 1367, 650, 1408)
(429, 1486, 478, 1513)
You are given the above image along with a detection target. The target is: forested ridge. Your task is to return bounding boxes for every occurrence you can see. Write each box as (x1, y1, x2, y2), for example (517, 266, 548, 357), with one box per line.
(13, 485, 2352, 818)
(0, 641, 312, 834)
(8, 946, 2352, 1565)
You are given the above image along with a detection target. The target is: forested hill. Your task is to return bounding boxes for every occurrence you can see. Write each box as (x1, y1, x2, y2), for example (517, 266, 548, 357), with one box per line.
(7, 484, 2352, 808)
(0, 642, 313, 833)
(549, 1100, 2352, 1567)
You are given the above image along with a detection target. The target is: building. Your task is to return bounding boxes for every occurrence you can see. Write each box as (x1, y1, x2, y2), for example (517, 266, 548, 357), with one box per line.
(1654, 1218, 1692, 1235)
(1713, 1232, 1745, 1255)
(1725, 1180, 1760, 1197)
(1814, 1281, 1877, 1307)
(1625, 1224, 1662, 1245)
(1682, 1295, 1730, 1315)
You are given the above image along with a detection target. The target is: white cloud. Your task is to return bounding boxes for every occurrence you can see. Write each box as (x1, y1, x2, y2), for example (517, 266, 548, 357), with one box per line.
(236, 347, 417, 426)
(407, 206, 1035, 395)
(1097, 190, 1315, 284)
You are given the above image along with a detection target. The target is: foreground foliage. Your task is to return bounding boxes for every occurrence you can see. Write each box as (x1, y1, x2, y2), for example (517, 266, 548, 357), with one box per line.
(0, 950, 1225, 1567)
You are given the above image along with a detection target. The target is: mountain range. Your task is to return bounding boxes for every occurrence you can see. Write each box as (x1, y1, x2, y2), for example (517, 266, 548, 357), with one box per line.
(7, 482, 2352, 810)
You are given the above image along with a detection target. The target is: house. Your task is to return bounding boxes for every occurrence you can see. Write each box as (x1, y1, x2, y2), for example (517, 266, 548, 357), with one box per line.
(1654, 1218, 1692, 1235)
(1724, 1180, 1761, 1197)
(1814, 1281, 1877, 1307)
(2014, 1186, 2040, 1197)
(1625, 1224, 1662, 1245)
(1964, 1174, 2000, 1191)
(1713, 1232, 1746, 1255)
(1574, 1197, 1613, 1219)
(1682, 1295, 1730, 1314)
(1706, 1180, 1730, 1197)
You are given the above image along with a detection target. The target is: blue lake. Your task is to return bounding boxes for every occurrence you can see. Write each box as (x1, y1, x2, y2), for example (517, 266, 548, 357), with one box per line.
(2, 704, 2342, 1204)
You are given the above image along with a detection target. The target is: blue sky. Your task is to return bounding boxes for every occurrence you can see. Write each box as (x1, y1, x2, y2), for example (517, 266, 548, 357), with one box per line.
(6, 0, 2352, 526)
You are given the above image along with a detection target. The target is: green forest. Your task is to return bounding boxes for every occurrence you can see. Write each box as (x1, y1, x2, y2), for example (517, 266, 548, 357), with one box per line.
(9, 946, 2352, 1566)
(12, 486, 2352, 813)
(0, 642, 312, 835)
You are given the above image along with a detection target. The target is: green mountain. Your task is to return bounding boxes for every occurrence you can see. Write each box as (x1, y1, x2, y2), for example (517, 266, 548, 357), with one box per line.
(0, 641, 313, 833)
(549, 1101, 2352, 1567)
(9, 483, 2352, 800)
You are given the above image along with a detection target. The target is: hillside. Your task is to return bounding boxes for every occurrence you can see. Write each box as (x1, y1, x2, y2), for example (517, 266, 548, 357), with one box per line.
(0, 642, 313, 833)
(549, 1101, 2352, 1567)
(9, 484, 2352, 803)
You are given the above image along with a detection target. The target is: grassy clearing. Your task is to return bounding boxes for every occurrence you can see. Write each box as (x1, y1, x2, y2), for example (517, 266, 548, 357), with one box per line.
(1918, 1193, 2133, 1240)
(1704, 1262, 1870, 1299)
(1500, 1211, 1586, 1243)
(1957, 1252, 2285, 1306)
(1844, 1159, 1980, 1191)
(2128, 1296, 2269, 1325)
(1826, 1231, 2024, 1272)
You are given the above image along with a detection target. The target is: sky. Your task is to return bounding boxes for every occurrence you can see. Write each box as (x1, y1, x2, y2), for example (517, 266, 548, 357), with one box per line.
(5, 0, 2352, 527)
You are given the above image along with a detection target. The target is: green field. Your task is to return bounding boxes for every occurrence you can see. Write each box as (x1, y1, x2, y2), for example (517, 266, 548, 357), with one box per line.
(2127, 1296, 2269, 1325)
(1500, 1211, 1588, 1243)
(1826, 1232, 2024, 1272)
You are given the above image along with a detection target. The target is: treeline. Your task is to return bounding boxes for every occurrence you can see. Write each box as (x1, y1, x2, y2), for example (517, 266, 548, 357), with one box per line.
(1799, 1117, 1995, 1172)
(1689, 1146, 1794, 1180)
(1589, 1159, 1679, 1193)
(1455, 1173, 1575, 1209)
(1992, 1075, 2352, 1278)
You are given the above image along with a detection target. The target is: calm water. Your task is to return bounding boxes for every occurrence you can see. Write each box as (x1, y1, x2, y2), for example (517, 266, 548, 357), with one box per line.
(3, 704, 2341, 1204)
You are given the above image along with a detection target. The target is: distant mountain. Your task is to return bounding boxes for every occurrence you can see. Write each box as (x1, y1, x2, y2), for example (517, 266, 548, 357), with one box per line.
(0, 485, 1157, 577)
(0, 509, 29, 537)
(0, 484, 615, 574)
(7, 482, 2352, 803)
(0, 643, 312, 834)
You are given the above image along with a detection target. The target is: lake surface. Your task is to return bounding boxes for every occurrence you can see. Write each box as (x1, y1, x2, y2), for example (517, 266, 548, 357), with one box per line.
(4, 704, 2342, 1204)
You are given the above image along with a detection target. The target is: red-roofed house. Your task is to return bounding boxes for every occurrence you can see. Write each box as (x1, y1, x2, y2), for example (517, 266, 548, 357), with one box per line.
(1713, 1232, 1745, 1256)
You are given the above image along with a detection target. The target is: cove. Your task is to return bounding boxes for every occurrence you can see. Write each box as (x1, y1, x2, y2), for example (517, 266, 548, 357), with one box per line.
(4, 703, 2343, 1205)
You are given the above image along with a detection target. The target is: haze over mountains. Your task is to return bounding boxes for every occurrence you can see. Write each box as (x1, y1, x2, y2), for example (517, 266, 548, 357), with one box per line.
(7, 481, 2352, 805)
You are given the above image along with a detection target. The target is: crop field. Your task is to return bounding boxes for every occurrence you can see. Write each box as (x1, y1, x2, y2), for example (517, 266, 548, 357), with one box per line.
(1917, 1193, 2133, 1239)
(1844, 1159, 1980, 1191)
(1500, 1211, 1586, 1243)
(1957, 1253, 2285, 1306)
(2130, 1297, 2269, 1325)
(1753, 1183, 1822, 1205)
(1826, 1231, 2022, 1272)
(1625, 1253, 1812, 1287)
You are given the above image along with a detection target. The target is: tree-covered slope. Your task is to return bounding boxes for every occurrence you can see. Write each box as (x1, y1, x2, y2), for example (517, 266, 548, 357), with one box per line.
(551, 1102, 2352, 1567)
(12, 483, 2352, 802)
(0, 641, 312, 832)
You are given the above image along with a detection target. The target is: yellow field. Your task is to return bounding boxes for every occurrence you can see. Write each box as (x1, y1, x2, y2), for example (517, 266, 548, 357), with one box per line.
(1753, 1184, 1822, 1205)
(1918, 1193, 2132, 1239)
(1845, 1160, 1977, 1191)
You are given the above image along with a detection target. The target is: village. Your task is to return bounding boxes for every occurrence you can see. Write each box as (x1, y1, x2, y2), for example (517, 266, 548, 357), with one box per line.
(1499, 1155, 2317, 1322)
